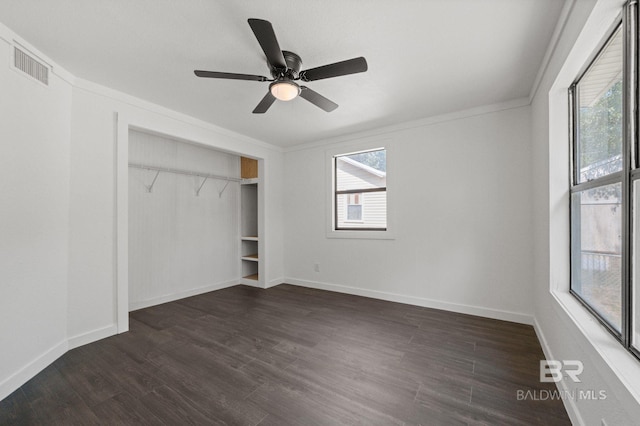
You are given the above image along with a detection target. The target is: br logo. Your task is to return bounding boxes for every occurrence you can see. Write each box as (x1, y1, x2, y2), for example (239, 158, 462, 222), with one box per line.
(540, 360, 584, 383)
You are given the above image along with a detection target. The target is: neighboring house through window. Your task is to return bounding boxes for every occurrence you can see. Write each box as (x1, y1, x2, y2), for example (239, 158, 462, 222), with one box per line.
(346, 193, 363, 221)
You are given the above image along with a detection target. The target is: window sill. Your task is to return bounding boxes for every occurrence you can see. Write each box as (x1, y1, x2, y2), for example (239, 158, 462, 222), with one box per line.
(326, 230, 395, 240)
(551, 289, 640, 404)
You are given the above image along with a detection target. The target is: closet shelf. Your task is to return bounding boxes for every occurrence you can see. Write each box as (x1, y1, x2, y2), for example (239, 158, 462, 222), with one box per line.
(129, 162, 242, 182)
(243, 273, 259, 281)
(130, 162, 242, 196)
(241, 236, 259, 241)
(241, 254, 259, 262)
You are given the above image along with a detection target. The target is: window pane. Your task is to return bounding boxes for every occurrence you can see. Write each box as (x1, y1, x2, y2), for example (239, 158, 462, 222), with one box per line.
(336, 191, 386, 229)
(571, 183, 622, 331)
(575, 27, 623, 183)
(336, 149, 386, 191)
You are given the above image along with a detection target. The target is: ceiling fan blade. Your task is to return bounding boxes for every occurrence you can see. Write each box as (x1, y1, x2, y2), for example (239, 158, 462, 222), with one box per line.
(194, 70, 269, 81)
(299, 86, 338, 112)
(248, 19, 287, 70)
(300, 57, 368, 82)
(253, 92, 277, 114)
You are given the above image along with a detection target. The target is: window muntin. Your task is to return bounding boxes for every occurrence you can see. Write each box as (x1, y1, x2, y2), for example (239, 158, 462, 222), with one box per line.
(334, 149, 386, 230)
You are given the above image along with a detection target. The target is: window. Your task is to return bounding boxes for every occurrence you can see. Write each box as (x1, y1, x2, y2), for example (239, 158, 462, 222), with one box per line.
(569, 3, 640, 359)
(334, 149, 386, 231)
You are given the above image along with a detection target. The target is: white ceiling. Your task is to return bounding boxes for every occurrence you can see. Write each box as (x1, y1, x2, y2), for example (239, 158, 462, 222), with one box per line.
(0, 0, 565, 147)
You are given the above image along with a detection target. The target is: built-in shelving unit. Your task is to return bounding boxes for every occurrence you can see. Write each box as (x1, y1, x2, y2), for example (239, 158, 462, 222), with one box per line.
(240, 157, 259, 285)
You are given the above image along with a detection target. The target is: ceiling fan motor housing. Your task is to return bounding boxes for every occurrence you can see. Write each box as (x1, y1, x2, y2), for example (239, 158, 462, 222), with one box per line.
(272, 50, 302, 79)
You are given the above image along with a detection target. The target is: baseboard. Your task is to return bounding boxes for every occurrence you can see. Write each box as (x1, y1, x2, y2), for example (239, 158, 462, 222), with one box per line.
(533, 317, 584, 426)
(266, 277, 285, 289)
(0, 339, 68, 401)
(68, 324, 118, 350)
(129, 279, 239, 311)
(283, 277, 534, 325)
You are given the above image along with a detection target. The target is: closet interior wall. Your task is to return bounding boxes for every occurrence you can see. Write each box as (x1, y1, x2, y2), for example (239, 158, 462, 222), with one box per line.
(128, 130, 240, 310)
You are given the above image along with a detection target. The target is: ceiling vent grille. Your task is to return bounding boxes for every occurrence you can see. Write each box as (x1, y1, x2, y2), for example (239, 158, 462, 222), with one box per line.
(14, 46, 49, 86)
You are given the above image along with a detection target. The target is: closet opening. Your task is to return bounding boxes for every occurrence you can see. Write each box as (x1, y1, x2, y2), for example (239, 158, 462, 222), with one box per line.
(126, 129, 260, 313)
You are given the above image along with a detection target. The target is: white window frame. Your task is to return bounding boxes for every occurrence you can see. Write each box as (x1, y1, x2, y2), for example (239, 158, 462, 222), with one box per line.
(325, 140, 395, 240)
(569, 21, 625, 341)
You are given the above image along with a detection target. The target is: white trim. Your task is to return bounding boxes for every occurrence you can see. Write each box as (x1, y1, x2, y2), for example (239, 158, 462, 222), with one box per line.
(112, 111, 120, 333)
(552, 290, 640, 404)
(533, 317, 585, 426)
(528, 0, 577, 104)
(284, 277, 534, 325)
(68, 324, 118, 350)
(285, 97, 530, 153)
(129, 279, 239, 311)
(116, 113, 129, 333)
(325, 229, 394, 240)
(257, 159, 265, 289)
(266, 277, 285, 289)
(0, 340, 68, 401)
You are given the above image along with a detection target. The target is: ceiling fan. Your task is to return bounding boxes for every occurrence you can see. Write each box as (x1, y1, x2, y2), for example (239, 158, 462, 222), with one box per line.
(194, 18, 368, 114)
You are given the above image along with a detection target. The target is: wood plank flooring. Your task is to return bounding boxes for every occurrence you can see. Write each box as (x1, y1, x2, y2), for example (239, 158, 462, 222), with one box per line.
(0, 284, 570, 425)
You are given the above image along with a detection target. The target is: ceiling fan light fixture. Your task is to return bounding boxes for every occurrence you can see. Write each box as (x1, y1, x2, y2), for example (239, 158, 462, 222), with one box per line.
(270, 80, 300, 101)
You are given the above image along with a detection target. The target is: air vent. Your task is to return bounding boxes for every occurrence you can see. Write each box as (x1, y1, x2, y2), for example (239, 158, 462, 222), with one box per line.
(13, 46, 49, 86)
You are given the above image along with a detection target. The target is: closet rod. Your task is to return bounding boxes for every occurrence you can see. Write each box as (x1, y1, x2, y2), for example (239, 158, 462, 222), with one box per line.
(128, 162, 242, 183)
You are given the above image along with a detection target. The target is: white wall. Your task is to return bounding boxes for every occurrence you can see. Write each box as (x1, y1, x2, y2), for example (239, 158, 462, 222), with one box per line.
(128, 130, 240, 310)
(67, 84, 119, 345)
(0, 33, 72, 399)
(531, 0, 640, 424)
(284, 104, 534, 323)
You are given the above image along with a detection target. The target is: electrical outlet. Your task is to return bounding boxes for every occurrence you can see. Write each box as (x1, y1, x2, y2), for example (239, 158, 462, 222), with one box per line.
(314, 263, 320, 272)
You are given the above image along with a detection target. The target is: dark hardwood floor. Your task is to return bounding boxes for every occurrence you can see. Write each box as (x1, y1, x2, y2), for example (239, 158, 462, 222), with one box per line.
(0, 284, 570, 425)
